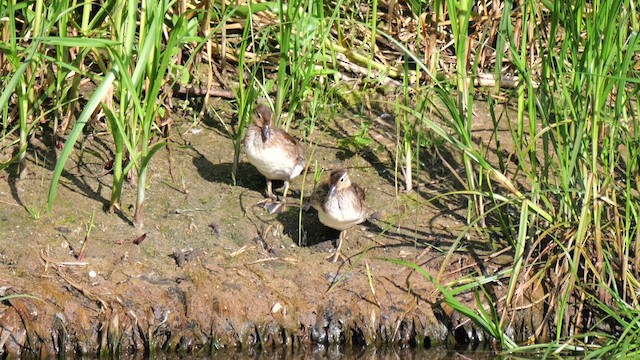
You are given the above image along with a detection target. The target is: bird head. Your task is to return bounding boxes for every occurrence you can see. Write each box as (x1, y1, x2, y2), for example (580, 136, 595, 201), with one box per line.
(255, 104, 272, 141)
(328, 169, 350, 197)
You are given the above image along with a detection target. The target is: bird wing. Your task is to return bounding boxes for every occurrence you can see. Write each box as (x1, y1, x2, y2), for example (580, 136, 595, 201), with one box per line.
(309, 182, 330, 208)
(273, 129, 305, 163)
(353, 183, 366, 202)
(295, 141, 305, 165)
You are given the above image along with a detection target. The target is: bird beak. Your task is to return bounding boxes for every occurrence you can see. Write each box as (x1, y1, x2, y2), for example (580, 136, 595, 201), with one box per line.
(328, 184, 336, 197)
(261, 124, 270, 141)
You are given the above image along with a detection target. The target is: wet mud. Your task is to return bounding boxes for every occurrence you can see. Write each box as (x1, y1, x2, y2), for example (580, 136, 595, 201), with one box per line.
(0, 100, 541, 357)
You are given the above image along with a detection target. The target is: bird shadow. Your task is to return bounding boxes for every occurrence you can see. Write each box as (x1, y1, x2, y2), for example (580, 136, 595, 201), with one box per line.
(276, 205, 341, 251)
(191, 149, 263, 189)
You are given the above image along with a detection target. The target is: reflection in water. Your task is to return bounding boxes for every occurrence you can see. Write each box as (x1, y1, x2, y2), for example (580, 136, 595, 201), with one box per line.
(209, 345, 498, 360)
(92, 344, 508, 360)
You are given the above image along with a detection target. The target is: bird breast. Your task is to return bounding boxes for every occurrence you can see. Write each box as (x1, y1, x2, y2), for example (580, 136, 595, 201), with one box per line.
(317, 190, 367, 231)
(244, 127, 303, 181)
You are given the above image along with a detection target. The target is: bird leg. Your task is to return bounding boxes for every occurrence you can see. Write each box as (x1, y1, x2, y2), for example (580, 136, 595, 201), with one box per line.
(281, 180, 290, 200)
(265, 180, 290, 214)
(326, 231, 347, 263)
(266, 179, 276, 199)
(256, 179, 278, 209)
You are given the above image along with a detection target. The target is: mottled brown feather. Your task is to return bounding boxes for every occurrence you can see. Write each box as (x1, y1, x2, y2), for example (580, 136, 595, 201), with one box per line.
(310, 169, 367, 231)
(244, 104, 305, 213)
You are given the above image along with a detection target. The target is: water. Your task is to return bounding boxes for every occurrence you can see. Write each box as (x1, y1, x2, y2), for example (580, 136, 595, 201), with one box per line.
(131, 345, 511, 360)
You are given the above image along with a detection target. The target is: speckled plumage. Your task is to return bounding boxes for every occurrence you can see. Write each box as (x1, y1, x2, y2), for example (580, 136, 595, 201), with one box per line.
(244, 104, 305, 213)
(310, 169, 367, 261)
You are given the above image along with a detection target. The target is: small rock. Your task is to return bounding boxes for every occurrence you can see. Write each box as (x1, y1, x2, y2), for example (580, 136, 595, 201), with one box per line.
(55, 226, 71, 234)
(271, 302, 283, 314)
(172, 248, 205, 267)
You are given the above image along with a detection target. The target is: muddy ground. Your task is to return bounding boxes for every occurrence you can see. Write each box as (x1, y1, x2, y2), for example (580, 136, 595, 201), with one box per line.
(0, 98, 537, 357)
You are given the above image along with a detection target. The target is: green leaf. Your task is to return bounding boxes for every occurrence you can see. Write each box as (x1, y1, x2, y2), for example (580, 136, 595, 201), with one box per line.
(48, 66, 118, 211)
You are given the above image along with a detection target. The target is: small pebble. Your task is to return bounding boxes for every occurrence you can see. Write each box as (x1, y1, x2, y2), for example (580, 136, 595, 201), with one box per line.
(271, 302, 283, 314)
(88, 270, 97, 278)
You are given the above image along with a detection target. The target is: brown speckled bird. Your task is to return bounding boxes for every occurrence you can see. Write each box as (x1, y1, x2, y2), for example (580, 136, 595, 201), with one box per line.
(244, 104, 305, 214)
(310, 168, 368, 262)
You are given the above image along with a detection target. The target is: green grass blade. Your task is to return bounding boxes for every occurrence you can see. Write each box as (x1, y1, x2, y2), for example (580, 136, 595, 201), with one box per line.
(47, 66, 118, 211)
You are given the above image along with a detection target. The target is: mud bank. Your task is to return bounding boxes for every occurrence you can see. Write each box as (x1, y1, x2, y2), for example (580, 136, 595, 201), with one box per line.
(0, 275, 540, 357)
(1, 102, 540, 357)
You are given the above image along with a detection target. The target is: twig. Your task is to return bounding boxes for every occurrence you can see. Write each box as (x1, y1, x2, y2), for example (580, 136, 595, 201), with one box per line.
(0, 199, 19, 206)
(246, 257, 300, 265)
(39, 250, 89, 267)
(168, 83, 235, 99)
(228, 245, 249, 258)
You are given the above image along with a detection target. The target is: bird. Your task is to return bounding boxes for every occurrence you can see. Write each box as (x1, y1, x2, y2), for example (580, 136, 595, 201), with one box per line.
(244, 104, 305, 214)
(309, 168, 368, 262)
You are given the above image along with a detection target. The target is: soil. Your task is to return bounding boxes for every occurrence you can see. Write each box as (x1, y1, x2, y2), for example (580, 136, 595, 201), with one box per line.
(0, 98, 536, 357)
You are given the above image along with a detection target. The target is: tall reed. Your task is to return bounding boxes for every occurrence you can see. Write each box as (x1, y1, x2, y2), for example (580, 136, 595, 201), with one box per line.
(382, 0, 640, 352)
(47, 0, 199, 228)
(427, 0, 640, 352)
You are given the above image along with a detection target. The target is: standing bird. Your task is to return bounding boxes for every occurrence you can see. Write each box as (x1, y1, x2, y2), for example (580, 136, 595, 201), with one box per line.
(310, 169, 368, 262)
(244, 104, 305, 214)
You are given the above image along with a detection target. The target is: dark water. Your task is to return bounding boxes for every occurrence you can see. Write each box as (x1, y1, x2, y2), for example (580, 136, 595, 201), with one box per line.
(220, 345, 500, 359)
(120, 345, 517, 360)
